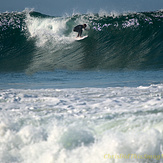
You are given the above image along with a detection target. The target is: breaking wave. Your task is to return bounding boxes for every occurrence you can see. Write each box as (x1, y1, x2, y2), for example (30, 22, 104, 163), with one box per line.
(0, 9, 163, 73)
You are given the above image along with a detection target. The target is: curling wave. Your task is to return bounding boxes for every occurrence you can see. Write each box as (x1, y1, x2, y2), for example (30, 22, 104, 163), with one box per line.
(0, 9, 163, 73)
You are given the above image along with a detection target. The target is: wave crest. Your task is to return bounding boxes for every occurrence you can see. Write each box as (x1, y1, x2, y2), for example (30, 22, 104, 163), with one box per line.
(0, 10, 163, 72)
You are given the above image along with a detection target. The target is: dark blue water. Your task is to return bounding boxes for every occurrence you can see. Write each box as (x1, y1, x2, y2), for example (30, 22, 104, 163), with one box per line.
(0, 70, 162, 89)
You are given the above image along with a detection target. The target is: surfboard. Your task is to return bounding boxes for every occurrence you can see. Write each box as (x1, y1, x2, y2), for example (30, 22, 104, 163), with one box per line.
(75, 35, 88, 41)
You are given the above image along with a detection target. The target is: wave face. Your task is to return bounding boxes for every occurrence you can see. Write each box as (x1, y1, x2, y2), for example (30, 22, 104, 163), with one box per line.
(0, 10, 163, 72)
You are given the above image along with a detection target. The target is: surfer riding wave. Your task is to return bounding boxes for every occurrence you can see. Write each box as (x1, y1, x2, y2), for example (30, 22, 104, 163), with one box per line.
(73, 24, 87, 37)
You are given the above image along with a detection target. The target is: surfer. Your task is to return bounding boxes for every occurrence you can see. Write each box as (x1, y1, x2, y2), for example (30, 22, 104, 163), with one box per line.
(73, 24, 87, 37)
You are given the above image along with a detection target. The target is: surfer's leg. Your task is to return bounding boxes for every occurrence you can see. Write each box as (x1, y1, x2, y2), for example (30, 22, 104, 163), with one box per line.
(74, 27, 82, 37)
(73, 28, 79, 37)
(78, 29, 82, 37)
(74, 29, 80, 37)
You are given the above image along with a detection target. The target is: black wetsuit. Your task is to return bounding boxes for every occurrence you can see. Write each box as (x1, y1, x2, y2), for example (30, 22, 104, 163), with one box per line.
(73, 25, 84, 37)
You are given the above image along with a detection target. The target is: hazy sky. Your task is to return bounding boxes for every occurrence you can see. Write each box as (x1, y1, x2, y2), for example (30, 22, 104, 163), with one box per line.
(1, 0, 163, 16)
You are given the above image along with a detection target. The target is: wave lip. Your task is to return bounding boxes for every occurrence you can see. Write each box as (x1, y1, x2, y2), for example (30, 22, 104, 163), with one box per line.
(0, 10, 163, 72)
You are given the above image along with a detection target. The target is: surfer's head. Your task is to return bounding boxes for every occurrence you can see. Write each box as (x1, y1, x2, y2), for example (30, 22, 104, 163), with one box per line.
(83, 24, 87, 28)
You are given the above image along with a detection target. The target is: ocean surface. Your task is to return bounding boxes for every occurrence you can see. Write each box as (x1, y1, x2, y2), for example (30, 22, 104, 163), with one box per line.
(0, 9, 163, 163)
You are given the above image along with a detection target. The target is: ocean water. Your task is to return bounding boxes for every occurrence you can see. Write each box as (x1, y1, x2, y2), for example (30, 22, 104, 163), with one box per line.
(0, 9, 163, 163)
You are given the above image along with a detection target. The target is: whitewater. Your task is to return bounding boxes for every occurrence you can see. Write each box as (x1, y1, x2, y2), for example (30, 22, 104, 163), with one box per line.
(0, 9, 163, 163)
